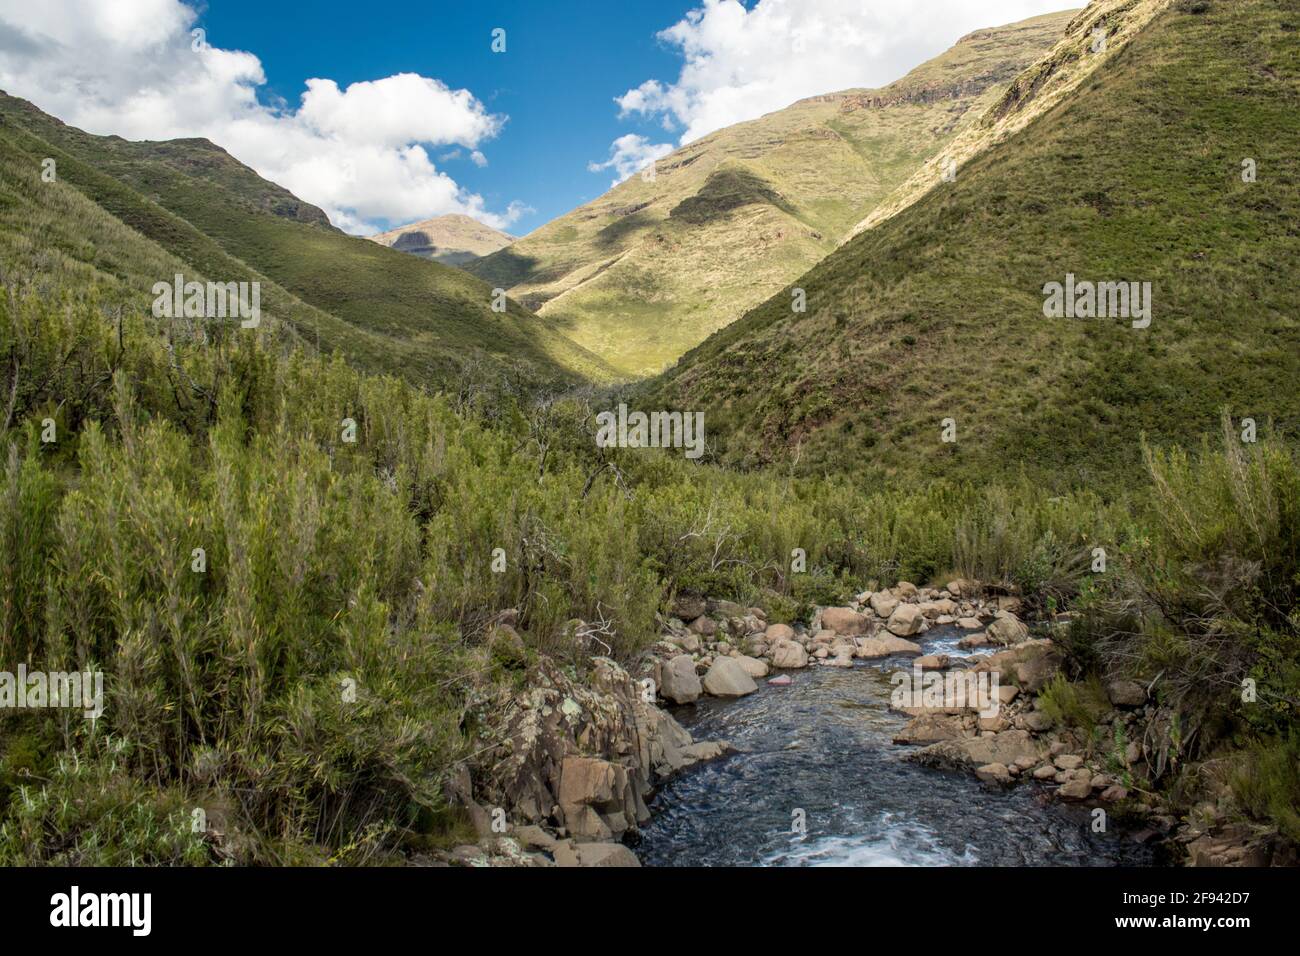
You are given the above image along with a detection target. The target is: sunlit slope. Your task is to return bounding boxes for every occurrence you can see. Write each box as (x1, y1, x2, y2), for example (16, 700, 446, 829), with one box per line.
(469, 10, 1077, 377)
(644, 0, 1300, 489)
(0, 92, 614, 387)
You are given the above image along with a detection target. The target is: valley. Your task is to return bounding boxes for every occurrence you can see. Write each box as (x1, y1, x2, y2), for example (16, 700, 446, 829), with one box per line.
(0, 0, 1295, 877)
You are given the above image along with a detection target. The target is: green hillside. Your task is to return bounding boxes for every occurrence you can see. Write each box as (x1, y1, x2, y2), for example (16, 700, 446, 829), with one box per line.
(645, 0, 1300, 489)
(468, 10, 1078, 377)
(0, 92, 614, 389)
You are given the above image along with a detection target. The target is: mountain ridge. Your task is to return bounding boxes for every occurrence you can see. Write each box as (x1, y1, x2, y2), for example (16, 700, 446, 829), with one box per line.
(642, 0, 1300, 488)
(0, 91, 614, 388)
(468, 9, 1080, 377)
(369, 213, 514, 266)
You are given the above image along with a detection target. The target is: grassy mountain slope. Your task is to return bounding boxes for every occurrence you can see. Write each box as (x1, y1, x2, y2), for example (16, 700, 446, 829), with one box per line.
(369, 213, 514, 266)
(645, 0, 1300, 489)
(0, 93, 613, 387)
(468, 10, 1077, 377)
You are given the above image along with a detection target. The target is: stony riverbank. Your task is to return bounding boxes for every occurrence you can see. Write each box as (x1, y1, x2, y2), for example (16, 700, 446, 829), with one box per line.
(432, 582, 1293, 867)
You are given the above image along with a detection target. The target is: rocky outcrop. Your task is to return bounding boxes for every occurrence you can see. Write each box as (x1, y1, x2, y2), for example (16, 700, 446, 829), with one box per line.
(660, 654, 702, 704)
(454, 656, 731, 866)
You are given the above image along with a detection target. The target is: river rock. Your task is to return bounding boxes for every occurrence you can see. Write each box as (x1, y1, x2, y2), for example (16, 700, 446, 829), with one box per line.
(1022, 710, 1054, 733)
(1057, 773, 1093, 800)
(894, 713, 965, 745)
(688, 616, 718, 637)
(764, 622, 794, 642)
(660, 654, 702, 705)
(995, 595, 1024, 615)
(946, 579, 975, 598)
(985, 611, 1029, 645)
(975, 763, 1013, 786)
(907, 729, 1041, 773)
(821, 607, 871, 636)
(767, 674, 793, 686)
(869, 591, 901, 618)
(554, 841, 641, 867)
(771, 640, 809, 669)
(885, 604, 925, 637)
(734, 654, 769, 679)
(921, 599, 958, 619)
(854, 635, 923, 659)
(913, 654, 950, 670)
(671, 595, 707, 622)
(973, 640, 1061, 693)
(707, 599, 746, 619)
(702, 657, 758, 697)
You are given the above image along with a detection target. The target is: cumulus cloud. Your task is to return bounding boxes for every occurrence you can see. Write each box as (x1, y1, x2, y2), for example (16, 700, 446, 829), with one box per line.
(612, 0, 1075, 147)
(0, 0, 523, 233)
(587, 133, 675, 187)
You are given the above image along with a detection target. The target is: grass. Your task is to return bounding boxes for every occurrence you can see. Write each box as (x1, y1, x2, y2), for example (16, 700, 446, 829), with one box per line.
(468, 11, 1075, 376)
(645, 0, 1300, 490)
(0, 91, 614, 390)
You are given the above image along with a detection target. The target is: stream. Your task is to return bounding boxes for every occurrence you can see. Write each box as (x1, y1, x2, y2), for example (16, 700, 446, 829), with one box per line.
(637, 626, 1157, 866)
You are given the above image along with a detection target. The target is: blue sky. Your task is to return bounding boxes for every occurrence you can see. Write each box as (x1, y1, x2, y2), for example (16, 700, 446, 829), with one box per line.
(0, 1, 1076, 236)
(196, 0, 696, 234)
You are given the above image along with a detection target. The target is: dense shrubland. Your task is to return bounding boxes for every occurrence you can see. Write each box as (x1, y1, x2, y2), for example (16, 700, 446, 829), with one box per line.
(0, 288, 1295, 862)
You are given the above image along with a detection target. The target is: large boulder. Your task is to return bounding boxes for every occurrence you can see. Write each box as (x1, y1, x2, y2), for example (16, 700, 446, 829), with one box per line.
(854, 635, 923, 659)
(764, 622, 795, 642)
(734, 654, 770, 679)
(886, 604, 926, 637)
(893, 713, 965, 745)
(985, 610, 1029, 645)
(821, 607, 871, 637)
(869, 591, 901, 618)
(660, 654, 702, 705)
(771, 640, 809, 669)
(702, 657, 758, 697)
(906, 729, 1041, 772)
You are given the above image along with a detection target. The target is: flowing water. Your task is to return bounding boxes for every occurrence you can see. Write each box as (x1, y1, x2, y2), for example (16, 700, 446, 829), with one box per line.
(638, 627, 1157, 867)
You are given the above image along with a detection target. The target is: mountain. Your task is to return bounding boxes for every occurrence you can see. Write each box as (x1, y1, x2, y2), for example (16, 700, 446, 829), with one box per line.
(468, 10, 1078, 377)
(369, 213, 514, 266)
(643, 0, 1300, 488)
(0, 92, 613, 389)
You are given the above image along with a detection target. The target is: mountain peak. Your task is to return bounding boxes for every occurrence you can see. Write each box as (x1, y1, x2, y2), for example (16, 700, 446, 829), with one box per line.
(369, 213, 513, 267)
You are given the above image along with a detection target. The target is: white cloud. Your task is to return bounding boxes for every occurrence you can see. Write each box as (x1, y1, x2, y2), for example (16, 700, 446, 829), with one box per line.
(613, 0, 1076, 146)
(587, 133, 675, 187)
(0, 0, 524, 234)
